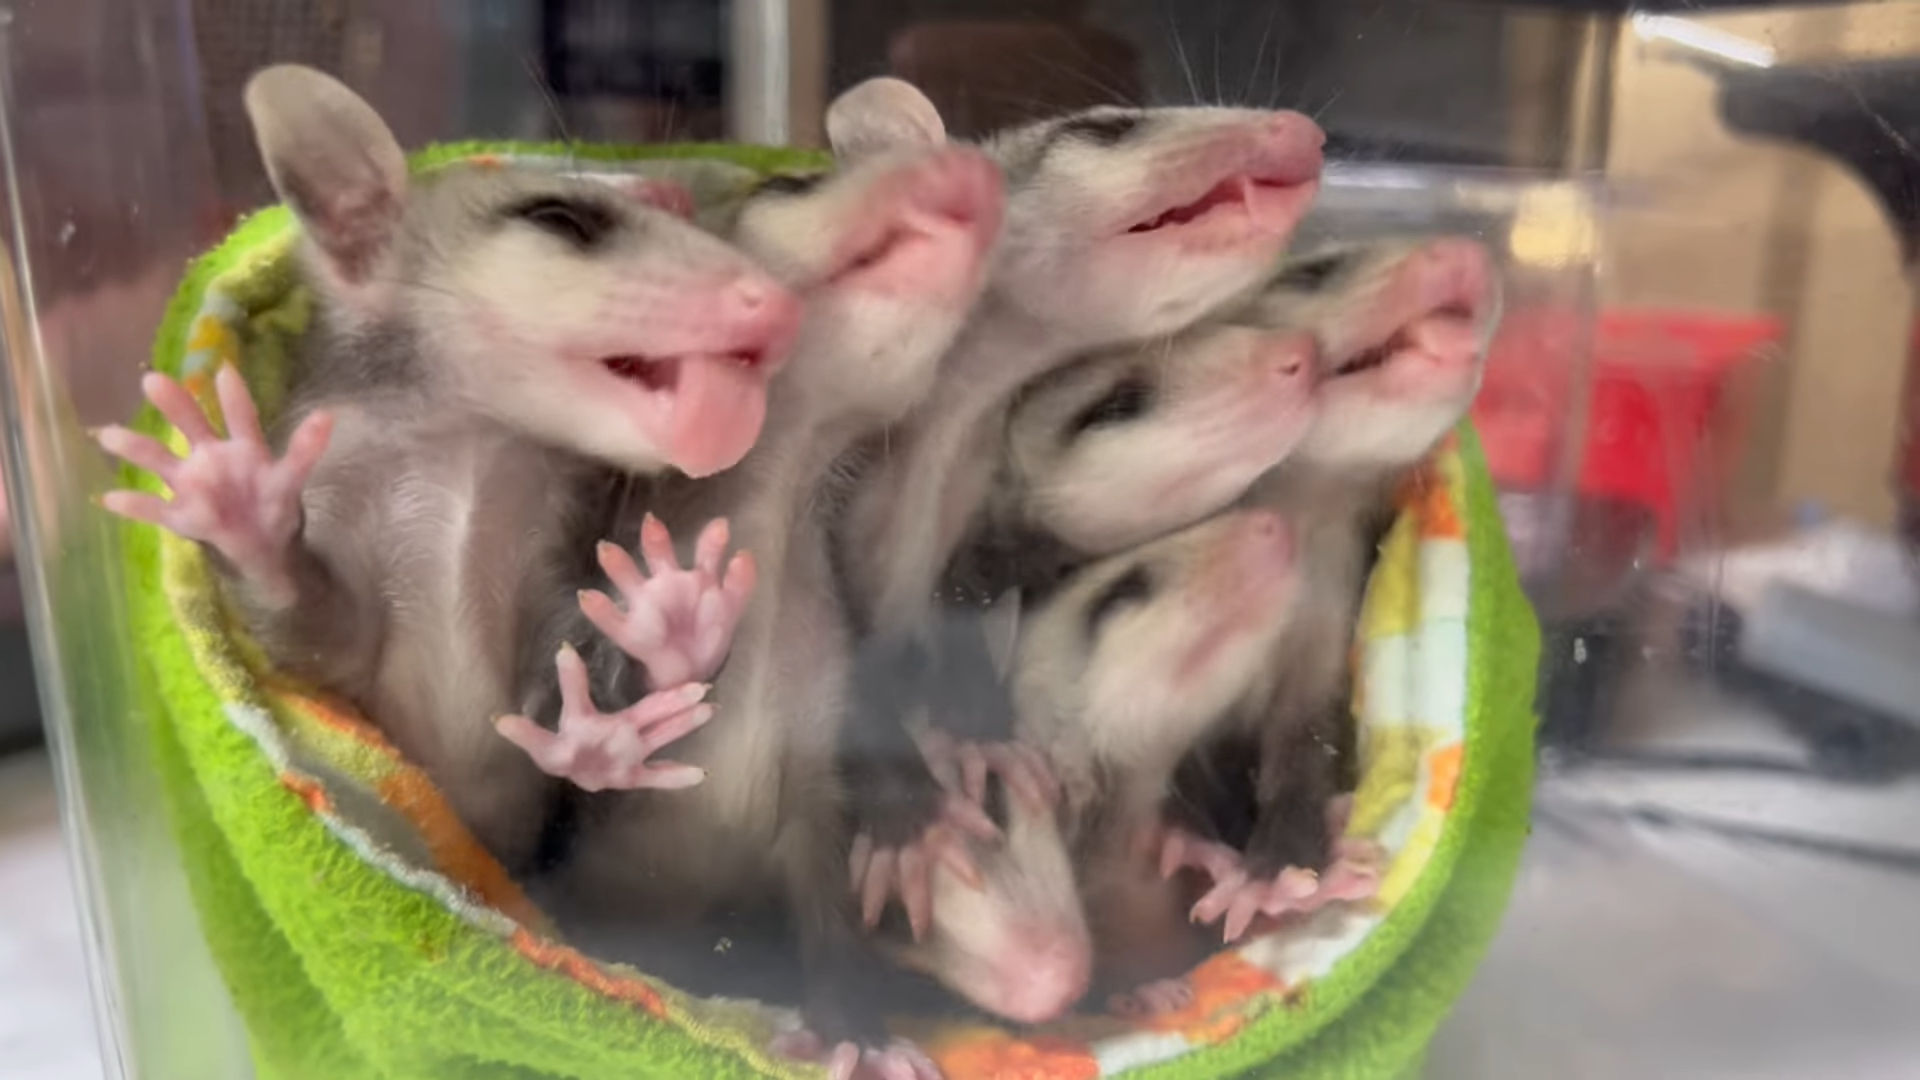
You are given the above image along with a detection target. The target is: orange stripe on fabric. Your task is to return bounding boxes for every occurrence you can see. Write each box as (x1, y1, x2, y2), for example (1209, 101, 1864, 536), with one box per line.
(281, 772, 334, 815)
(929, 1030, 1099, 1080)
(375, 771, 544, 926)
(259, 673, 406, 754)
(1392, 464, 1439, 515)
(1141, 952, 1287, 1041)
(1416, 479, 1465, 540)
(1393, 460, 1465, 541)
(259, 673, 544, 924)
(510, 930, 669, 1019)
(1427, 743, 1465, 811)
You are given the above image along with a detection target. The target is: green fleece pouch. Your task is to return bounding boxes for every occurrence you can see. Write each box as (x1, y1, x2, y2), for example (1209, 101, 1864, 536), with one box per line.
(120, 139, 1539, 1080)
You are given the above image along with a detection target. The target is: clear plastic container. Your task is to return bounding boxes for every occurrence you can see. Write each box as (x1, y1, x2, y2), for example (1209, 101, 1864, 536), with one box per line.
(3, 3, 1918, 1079)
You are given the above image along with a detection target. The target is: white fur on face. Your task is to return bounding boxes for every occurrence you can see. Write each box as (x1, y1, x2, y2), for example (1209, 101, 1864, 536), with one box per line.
(1009, 326, 1317, 554)
(1013, 511, 1299, 779)
(897, 782, 1092, 1024)
(731, 147, 1004, 425)
(986, 107, 1322, 350)
(1005, 237, 1499, 540)
(404, 182, 792, 474)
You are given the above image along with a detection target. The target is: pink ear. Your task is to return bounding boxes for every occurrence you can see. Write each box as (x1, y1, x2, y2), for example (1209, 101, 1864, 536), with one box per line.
(619, 177, 696, 219)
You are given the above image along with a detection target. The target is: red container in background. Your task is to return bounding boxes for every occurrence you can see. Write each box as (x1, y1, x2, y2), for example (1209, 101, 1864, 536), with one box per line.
(1472, 309, 1781, 559)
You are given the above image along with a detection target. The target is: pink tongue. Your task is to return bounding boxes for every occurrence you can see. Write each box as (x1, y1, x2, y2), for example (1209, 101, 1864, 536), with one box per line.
(1405, 318, 1483, 366)
(668, 357, 771, 478)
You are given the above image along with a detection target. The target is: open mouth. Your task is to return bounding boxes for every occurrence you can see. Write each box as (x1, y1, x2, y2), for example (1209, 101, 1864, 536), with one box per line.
(1330, 300, 1480, 379)
(596, 348, 776, 477)
(1124, 172, 1309, 237)
(1129, 176, 1253, 233)
(601, 349, 767, 390)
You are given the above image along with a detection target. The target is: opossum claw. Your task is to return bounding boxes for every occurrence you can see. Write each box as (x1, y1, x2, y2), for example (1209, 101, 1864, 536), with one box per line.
(853, 800, 989, 939)
(1184, 837, 1384, 944)
(1155, 826, 1243, 884)
(960, 741, 1058, 810)
(581, 514, 757, 690)
(771, 1030, 942, 1080)
(1109, 977, 1194, 1019)
(495, 644, 713, 792)
(97, 367, 334, 608)
(920, 730, 1060, 813)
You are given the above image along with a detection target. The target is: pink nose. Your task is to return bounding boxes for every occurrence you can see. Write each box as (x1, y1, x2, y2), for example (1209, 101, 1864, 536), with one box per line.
(722, 274, 803, 366)
(1420, 238, 1494, 317)
(1235, 510, 1296, 566)
(1264, 332, 1316, 380)
(1254, 112, 1328, 184)
(989, 939, 1091, 1025)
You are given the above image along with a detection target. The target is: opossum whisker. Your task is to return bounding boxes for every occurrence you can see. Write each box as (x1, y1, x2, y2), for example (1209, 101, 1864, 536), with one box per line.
(1164, 6, 1202, 106)
(1210, 9, 1224, 109)
(1246, 4, 1280, 108)
(1041, 45, 1143, 110)
(520, 51, 578, 170)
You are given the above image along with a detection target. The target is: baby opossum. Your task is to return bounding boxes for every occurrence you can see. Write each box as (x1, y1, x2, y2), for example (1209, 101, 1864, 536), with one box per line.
(532, 135, 1007, 1079)
(1005, 236, 1499, 945)
(952, 323, 1321, 603)
(831, 78, 1327, 637)
(94, 65, 801, 871)
(820, 77, 1328, 933)
(1009, 509, 1306, 1006)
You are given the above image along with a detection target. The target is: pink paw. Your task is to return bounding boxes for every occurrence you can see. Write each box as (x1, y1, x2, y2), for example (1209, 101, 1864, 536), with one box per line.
(771, 1030, 942, 1080)
(921, 730, 1062, 813)
(95, 367, 332, 606)
(848, 792, 999, 942)
(1109, 978, 1194, 1020)
(580, 514, 757, 690)
(1153, 826, 1244, 882)
(495, 642, 714, 792)
(1159, 810, 1385, 944)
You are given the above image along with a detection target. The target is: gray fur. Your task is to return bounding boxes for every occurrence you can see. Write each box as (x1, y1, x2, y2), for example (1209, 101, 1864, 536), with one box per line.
(235, 64, 785, 870)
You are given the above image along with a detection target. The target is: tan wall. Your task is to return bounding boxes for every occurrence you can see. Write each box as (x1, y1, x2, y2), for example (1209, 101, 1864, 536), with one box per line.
(1602, 2, 1920, 529)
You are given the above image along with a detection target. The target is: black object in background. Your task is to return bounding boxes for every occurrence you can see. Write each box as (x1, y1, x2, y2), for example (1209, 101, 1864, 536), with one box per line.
(1713, 58, 1920, 578)
(0, 565, 40, 754)
(537, 0, 725, 137)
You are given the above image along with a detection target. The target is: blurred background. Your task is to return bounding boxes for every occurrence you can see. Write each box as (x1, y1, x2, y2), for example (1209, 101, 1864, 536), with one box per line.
(4, 1, 1920, 1078)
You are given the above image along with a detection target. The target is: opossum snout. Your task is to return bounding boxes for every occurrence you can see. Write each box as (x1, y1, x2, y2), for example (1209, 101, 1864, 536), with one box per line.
(1232, 509, 1295, 566)
(900, 147, 1005, 237)
(982, 929, 1093, 1024)
(1253, 331, 1316, 390)
(718, 273, 804, 355)
(1414, 237, 1494, 323)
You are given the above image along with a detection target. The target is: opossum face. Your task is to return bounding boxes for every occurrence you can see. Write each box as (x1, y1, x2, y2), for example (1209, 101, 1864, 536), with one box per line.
(982, 106, 1324, 347)
(1251, 237, 1498, 469)
(825, 78, 1325, 351)
(732, 146, 1005, 422)
(1006, 326, 1318, 555)
(884, 774, 1093, 1025)
(1000, 237, 1498, 545)
(1013, 510, 1301, 772)
(245, 65, 801, 479)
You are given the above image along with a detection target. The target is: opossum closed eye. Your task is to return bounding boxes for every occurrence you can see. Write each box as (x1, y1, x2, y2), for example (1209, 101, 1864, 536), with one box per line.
(500, 195, 619, 250)
(1084, 565, 1155, 639)
(1064, 374, 1156, 441)
(1265, 249, 1352, 292)
(1051, 111, 1144, 148)
(752, 171, 830, 197)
